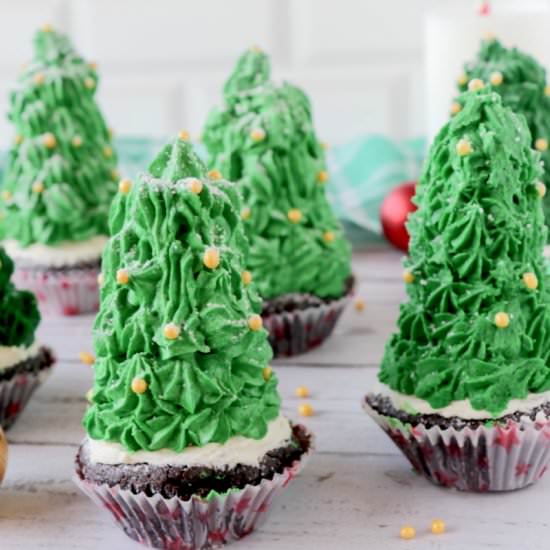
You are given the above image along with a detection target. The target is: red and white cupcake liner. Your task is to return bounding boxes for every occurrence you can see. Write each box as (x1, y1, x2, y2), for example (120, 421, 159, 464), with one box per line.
(263, 292, 352, 358)
(13, 264, 100, 316)
(74, 427, 313, 549)
(0, 365, 53, 430)
(363, 396, 550, 492)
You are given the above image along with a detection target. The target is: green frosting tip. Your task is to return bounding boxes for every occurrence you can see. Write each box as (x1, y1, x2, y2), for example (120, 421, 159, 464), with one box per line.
(223, 47, 271, 98)
(148, 134, 206, 182)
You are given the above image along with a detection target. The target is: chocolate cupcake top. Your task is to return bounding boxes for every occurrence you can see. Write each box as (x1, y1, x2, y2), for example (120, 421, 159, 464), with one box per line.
(379, 88, 550, 416)
(203, 48, 351, 300)
(0, 247, 39, 348)
(457, 37, 550, 226)
(84, 135, 281, 454)
(0, 26, 117, 248)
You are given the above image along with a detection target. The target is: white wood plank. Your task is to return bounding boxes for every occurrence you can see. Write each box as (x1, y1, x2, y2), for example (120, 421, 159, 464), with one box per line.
(3, 444, 550, 550)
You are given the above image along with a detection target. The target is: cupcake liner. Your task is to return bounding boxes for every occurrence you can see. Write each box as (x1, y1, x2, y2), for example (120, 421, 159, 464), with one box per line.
(263, 291, 352, 358)
(363, 396, 550, 492)
(74, 426, 313, 549)
(13, 263, 100, 316)
(0, 359, 53, 430)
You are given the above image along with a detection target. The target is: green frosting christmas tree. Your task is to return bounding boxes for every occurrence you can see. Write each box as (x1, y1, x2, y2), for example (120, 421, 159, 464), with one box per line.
(1, 25, 117, 247)
(456, 38, 550, 227)
(0, 246, 40, 347)
(203, 48, 351, 300)
(84, 135, 280, 452)
(379, 88, 550, 416)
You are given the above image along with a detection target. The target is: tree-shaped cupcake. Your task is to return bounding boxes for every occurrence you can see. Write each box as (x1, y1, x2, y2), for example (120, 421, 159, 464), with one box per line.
(0, 246, 55, 429)
(75, 134, 311, 549)
(456, 37, 550, 228)
(1, 25, 118, 315)
(364, 88, 550, 492)
(203, 48, 352, 357)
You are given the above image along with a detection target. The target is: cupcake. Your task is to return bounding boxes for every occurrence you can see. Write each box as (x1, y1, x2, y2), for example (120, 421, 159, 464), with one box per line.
(0, 25, 118, 316)
(364, 88, 550, 492)
(203, 48, 353, 357)
(74, 135, 312, 549)
(456, 36, 550, 229)
(0, 246, 55, 430)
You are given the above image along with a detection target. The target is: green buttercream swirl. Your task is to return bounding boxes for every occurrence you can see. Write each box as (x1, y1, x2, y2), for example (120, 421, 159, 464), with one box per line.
(203, 49, 352, 299)
(457, 38, 550, 232)
(379, 89, 550, 416)
(0, 27, 117, 247)
(0, 246, 40, 347)
(83, 137, 280, 453)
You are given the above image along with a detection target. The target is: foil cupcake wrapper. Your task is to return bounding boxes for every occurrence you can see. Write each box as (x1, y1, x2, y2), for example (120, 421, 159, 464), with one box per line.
(74, 427, 313, 549)
(13, 264, 100, 316)
(0, 365, 52, 430)
(263, 292, 351, 358)
(363, 396, 550, 492)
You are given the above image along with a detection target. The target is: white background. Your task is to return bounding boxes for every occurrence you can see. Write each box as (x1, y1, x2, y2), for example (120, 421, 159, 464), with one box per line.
(0, 0, 444, 148)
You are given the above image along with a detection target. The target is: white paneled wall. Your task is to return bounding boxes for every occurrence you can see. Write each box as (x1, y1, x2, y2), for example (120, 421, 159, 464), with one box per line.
(0, 0, 442, 148)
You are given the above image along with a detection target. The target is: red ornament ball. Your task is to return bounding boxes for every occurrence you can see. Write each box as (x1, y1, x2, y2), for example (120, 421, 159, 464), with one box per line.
(380, 181, 417, 252)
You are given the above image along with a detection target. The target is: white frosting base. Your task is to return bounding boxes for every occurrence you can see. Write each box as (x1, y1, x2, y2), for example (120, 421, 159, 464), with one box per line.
(0, 341, 41, 370)
(375, 382, 550, 419)
(88, 414, 293, 467)
(4, 235, 107, 267)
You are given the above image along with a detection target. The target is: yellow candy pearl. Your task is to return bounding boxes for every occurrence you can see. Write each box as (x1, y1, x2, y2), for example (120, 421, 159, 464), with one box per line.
(164, 323, 181, 340)
(490, 71, 503, 86)
(250, 128, 266, 141)
(84, 77, 95, 89)
(494, 312, 510, 329)
(536, 138, 548, 152)
(119, 179, 132, 194)
(178, 130, 190, 141)
(288, 208, 302, 224)
(131, 377, 148, 394)
(537, 181, 547, 198)
(323, 231, 335, 243)
(399, 525, 416, 540)
(403, 270, 414, 284)
(456, 138, 473, 156)
(457, 73, 468, 86)
(295, 386, 310, 398)
(545, 85, 550, 97)
(523, 272, 538, 290)
(298, 403, 314, 417)
(203, 247, 220, 269)
(241, 271, 252, 285)
(79, 351, 95, 365)
(248, 314, 263, 331)
(450, 102, 462, 115)
(72, 135, 83, 147)
(207, 169, 222, 181)
(103, 146, 113, 158)
(355, 298, 366, 312)
(32, 181, 44, 193)
(97, 273, 104, 286)
(33, 73, 45, 86)
(468, 78, 485, 92)
(116, 269, 130, 285)
(241, 207, 251, 221)
(262, 367, 272, 381)
(317, 170, 329, 184)
(187, 178, 203, 194)
(431, 519, 446, 535)
(42, 133, 56, 149)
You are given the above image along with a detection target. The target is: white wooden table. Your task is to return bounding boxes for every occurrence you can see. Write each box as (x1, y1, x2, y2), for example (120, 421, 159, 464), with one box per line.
(2, 248, 549, 550)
